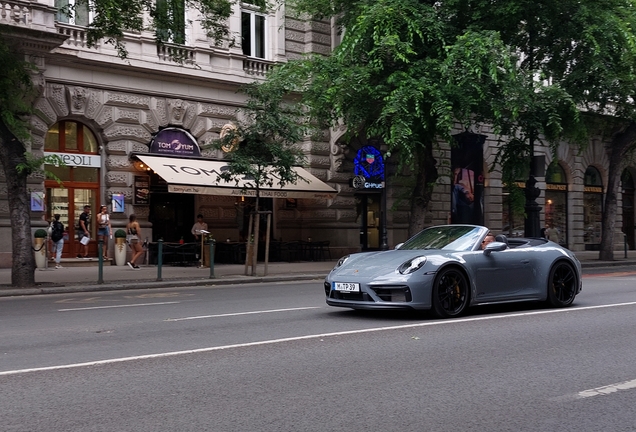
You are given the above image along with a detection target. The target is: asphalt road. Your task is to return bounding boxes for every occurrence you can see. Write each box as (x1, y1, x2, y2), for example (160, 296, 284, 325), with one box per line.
(1, 273, 636, 431)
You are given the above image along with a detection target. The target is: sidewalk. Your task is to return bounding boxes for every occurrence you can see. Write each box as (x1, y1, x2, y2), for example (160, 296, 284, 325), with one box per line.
(0, 250, 634, 297)
(0, 260, 338, 297)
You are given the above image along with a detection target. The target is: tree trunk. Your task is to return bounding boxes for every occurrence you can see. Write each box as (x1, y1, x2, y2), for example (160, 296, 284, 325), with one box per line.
(0, 121, 36, 287)
(599, 121, 636, 261)
(408, 145, 438, 237)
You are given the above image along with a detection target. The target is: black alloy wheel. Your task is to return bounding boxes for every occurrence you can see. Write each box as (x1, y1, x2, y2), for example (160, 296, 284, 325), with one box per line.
(547, 261, 578, 307)
(432, 267, 469, 318)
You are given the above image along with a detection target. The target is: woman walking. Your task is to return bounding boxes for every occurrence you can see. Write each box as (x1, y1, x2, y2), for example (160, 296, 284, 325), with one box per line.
(97, 205, 112, 259)
(126, 214, 143, 269)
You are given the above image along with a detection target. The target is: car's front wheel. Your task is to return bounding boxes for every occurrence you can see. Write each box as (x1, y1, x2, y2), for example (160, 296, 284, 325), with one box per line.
(432, 267, 469, 318)
(547, 261, 578, 307)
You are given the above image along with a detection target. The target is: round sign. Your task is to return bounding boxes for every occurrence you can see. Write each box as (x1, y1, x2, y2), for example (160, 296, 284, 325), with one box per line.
(220, 123, 240, 153)
(352, 175, 366, 189)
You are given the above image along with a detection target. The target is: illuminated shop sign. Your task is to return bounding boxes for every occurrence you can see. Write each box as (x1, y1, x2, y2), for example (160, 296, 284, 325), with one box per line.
(149, 127, 201, 157)
(351, 146, 385, 189)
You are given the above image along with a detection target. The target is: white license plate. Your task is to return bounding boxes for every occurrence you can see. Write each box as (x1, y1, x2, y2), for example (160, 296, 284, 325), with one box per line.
(333, 282, 360, 292)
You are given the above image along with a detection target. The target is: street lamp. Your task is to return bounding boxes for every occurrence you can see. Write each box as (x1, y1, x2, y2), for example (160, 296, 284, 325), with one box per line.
(524, 132, 543, 238)
(380, 151, 390, 250)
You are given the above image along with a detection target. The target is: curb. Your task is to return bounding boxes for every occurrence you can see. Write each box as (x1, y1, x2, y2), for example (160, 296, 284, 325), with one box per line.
(0, 273, 328, 297)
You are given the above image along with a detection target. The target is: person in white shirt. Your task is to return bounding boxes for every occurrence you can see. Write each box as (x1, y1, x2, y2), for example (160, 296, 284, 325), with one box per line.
(191, 214, 208, 241)
(97, 205, 112, 259)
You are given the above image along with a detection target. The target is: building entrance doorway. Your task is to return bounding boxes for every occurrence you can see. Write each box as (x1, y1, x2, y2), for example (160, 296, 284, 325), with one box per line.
(149, 193, 195, 242)
(356, 193, 381, 250)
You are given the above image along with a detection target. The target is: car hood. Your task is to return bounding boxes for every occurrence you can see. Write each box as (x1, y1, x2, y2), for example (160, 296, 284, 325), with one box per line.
(329, 249, 449, 279)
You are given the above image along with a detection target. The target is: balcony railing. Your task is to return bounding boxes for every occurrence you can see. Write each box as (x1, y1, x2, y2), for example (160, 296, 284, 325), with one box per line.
(157, 43, 195, 65)
(56, 23, 90, 48)
(243, 58, 274, 76)
(0, 0, 30, 26)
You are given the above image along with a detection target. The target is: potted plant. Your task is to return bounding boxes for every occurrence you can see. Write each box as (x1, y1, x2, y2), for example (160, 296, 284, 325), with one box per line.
(34, 228, 48, 269)
(114, 229, 128, 266)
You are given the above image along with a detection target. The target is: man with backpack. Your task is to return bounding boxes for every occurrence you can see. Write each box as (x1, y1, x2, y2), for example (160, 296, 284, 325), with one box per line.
(50, 214, 65, 269)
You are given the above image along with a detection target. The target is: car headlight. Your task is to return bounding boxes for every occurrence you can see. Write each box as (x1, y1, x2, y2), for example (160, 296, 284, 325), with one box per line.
(398, 256, 427, 275)
(335, 255, 350, 268)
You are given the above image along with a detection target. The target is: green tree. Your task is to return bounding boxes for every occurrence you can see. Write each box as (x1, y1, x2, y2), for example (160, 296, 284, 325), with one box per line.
(0, 34, 44, 287)
(286, 0, 636, 255)
(0, 0, 258, 286)
(443, 0, 636, 258)
(210, 78, 308, 273)
(281, 0, 577, 236)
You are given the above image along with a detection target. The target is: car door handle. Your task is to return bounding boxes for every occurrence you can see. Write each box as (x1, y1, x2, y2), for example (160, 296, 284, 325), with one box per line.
(520, 259, 530, 264)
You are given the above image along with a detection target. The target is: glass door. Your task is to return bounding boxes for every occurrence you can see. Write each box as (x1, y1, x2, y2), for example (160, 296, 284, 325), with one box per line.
(47, 187, 97, 258)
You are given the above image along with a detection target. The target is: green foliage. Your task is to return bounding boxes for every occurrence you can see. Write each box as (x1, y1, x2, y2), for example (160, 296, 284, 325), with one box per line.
(114, 229, 127, 238)
(282, 0, 636, 217)
(0, 35, 37, 140)
(65, 0, 268, 61)
(283, 0, 538, 178)
(34, 229, 48, 238)
(209, 71, 308, 194)
(16, 154, 67, 185)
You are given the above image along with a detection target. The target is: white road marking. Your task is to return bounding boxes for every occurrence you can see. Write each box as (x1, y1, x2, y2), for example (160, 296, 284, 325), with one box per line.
(3, 300, 636, 377)
(58, 301, 181, 312)
(164, 306, 321, 321)
(577, 378, 636, 399)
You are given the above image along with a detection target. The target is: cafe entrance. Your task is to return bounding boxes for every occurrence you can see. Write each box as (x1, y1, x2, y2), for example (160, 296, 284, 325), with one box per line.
(149, 193, 195, 242)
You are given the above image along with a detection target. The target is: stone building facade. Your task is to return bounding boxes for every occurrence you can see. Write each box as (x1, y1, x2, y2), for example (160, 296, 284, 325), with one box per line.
(0, 0, 635, 267)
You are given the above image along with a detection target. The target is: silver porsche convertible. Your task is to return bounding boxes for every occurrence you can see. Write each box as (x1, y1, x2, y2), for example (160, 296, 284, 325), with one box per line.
(324, 225, 582, 318)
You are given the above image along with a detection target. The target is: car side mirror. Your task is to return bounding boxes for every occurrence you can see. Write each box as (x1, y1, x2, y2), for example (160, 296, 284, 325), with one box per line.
(483, 241, 507, 256)
(395, 243, 404, 250)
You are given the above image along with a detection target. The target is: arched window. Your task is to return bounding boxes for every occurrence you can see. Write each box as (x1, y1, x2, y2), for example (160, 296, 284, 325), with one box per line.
(583, 166, 603, 249)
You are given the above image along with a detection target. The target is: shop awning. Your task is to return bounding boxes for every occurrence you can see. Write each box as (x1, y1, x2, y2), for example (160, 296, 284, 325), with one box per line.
(136, 154, 337, 199)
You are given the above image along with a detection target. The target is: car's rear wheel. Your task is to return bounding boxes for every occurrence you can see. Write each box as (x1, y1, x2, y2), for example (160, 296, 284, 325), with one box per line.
(432, 267, 469, 318)
(547, 261, 577, 307)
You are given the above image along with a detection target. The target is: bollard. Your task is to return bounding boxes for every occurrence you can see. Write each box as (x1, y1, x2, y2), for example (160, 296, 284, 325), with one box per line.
(97, 239, 104, 284)
(209, 239, 215, 279)
(157, 239, 163, 282)
(625, 233, 628, 259)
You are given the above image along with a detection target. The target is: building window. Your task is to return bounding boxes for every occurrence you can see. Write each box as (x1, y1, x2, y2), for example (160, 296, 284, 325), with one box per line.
(241, 7, 266, 58)
(583, 166, 603, 249)
(156, 0, 187, 45)
(45, 121, 98, 153)
(55, 0, 92, 26)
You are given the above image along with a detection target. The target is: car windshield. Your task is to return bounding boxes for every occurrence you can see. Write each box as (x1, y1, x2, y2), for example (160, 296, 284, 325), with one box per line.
(399, 226, 483, 251)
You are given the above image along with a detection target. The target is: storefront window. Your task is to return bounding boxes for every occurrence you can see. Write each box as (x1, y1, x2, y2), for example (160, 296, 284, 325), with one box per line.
(73, 167, 99, 182)
(545, 163, 568, 247)
(584, 166, 603, 249)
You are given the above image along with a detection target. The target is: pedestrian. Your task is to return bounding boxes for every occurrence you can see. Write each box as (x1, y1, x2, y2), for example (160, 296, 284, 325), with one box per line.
(545, 223, 560, 243)
(126, 214, 143, 269)
(97, 205, 112, 259)
(50, 214, 65, 269)
(77, 205, 91, 258)
(191, 214, 208, 241)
